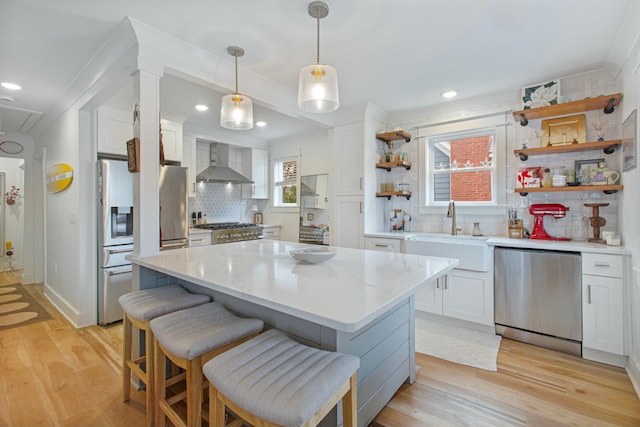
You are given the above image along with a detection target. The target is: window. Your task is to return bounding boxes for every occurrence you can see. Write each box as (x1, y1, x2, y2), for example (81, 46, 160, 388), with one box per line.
(418, 113, 507, 214)
(429, 129, 496, 203)
(273, 158, 298, 207)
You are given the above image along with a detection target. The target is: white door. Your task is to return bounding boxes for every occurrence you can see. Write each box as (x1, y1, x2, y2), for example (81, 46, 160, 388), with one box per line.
(443, 270, 493, 326)
(582, 275, 624, 354)
(415, 278, 442, 315)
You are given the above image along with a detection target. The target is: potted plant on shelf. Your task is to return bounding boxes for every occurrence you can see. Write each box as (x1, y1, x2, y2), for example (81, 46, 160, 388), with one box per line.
(5, 186, 20, 205)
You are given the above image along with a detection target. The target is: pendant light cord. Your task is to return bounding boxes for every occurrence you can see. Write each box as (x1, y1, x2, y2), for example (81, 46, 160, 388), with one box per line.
(316, 17, 320, 64)
(234, 53, 239, 94)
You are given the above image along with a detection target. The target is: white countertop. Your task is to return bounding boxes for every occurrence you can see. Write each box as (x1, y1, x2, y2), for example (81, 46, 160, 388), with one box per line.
(364, 231, 631, 255)
(128, 240, 458, 332)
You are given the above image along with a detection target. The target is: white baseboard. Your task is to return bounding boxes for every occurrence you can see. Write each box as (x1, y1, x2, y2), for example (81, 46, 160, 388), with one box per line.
(44, 282, 94, 328)
(582, 347, 628, 368)
(627, 354, 640, 399)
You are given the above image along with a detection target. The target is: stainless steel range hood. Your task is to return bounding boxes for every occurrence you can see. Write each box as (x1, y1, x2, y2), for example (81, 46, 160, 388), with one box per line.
(195, 143, 253, 184)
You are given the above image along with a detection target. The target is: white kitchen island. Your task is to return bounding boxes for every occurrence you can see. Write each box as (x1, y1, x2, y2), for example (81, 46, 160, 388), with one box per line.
(128, 239, 458, 427)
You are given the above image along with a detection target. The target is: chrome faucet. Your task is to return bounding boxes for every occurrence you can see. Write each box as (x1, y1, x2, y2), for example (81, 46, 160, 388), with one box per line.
(447, 200, 462, 235)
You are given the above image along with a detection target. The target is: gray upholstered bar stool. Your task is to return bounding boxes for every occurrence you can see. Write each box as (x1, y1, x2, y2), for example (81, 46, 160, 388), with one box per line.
(119, 285, 210, 427)
(203, 329, 360, 427)
(150, 301, 264, 427)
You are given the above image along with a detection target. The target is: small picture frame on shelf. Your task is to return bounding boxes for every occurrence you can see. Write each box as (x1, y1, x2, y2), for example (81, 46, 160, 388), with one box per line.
(622, 109, 637, 171)
(253, 212, 263, 225)
(522, 80, 560, 110)
(575, 158, 604, 184)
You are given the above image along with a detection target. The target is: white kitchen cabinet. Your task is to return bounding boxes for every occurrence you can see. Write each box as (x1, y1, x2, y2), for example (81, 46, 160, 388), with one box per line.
(97, 105, 132, 156)
(313, 174, 328, 209)
(261, 225, 281, 240)
(182, 135, 197, 197)
(332, 197, 364, 249)
(332, 124, 364, 196)
(582, 253, 624, 357)
(415, 269, 494, 326)
(364, 237, 401, 253)
(242, 148, 269, 199)
(188, 229, 211, 247)
(160, 119, 183, 163)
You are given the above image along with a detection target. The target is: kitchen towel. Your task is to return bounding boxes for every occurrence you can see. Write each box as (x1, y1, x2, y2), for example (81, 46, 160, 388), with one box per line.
(0, 282, 52, 331)
(415, 313, 501, 372)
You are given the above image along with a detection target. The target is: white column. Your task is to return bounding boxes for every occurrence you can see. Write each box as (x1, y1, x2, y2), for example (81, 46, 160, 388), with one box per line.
(132, 69, 161, 261)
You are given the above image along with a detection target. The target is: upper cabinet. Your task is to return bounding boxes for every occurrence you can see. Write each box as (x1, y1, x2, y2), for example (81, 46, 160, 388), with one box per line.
(97, 105, 132, 156)
(182, 135, 197, 197)
(332, 123, 364, 196)
(160, 119, 183, 163)
(241, 148, 269, 199)
(97, 105, 183, 163)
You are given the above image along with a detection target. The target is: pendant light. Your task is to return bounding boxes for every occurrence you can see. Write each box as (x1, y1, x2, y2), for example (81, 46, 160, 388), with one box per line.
(298, 1, 339, 113)
(220, 46, 254, 130)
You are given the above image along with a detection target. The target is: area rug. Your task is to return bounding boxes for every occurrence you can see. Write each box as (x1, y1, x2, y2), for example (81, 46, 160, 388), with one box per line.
(0, 282, 52, 331)
(415, 314, 501, 371)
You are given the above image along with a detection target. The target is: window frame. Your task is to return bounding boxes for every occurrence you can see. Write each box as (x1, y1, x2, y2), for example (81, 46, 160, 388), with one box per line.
(417, 114, 508, 215)
(272, 156, 300, 210)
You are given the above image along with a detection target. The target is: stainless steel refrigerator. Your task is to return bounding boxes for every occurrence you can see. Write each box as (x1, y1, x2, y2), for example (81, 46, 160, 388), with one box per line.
(97, 159, 188, 325)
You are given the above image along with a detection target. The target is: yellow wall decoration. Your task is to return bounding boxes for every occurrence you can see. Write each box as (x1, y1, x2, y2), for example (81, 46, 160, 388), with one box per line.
(46, 163, 74, 193)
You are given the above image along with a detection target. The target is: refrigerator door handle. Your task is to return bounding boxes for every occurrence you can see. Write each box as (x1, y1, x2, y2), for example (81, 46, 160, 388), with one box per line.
(108, 269, 133, 276)
(108, 248, 134, 255)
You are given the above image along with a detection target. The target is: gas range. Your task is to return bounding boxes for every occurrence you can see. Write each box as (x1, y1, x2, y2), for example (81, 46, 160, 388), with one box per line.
(193, 222, 262, 244)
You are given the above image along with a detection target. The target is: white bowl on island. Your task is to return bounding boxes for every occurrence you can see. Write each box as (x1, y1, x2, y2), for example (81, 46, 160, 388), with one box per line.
(290, 246, 336, 264)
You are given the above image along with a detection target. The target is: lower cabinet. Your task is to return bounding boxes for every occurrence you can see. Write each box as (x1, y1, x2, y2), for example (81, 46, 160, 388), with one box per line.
(332, 197, 364, 249)
(188, 230, 212, 247)
(415, 269, 494, 326)
(582, 274, 624, 355)
(261, 225, 281, 240)
(364, 237, 401, 252)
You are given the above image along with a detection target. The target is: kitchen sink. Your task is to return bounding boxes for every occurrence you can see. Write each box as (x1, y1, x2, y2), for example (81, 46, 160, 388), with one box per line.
(402, 233, 492, 271)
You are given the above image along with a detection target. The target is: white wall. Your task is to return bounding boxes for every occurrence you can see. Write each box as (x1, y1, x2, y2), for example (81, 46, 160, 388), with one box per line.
(385, 70, 620, 238)
(615, 0, 640, 395)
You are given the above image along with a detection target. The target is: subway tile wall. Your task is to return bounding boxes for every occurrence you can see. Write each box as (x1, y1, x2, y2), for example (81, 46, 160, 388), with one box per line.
(381, 70, 621, 239)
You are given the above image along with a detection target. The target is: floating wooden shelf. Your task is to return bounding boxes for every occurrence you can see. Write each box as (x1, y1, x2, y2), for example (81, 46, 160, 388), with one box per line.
(513, 93, 622, 126)
(515, 184, 623, 196)
(376, 130, 412, 143)
(376, 191, 412, 200)
(514, 140, 621, 161)
(376, 161, 412, 171)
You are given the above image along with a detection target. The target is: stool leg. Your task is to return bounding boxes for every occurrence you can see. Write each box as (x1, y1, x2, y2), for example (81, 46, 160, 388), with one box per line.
(145, 328, 155, 427)
(122, 313, 132, 402)
(186, 357, 203, 427)
(210, 384, 226, 427)
(342, 374, 357, 427)
(154, 338, 167, 427)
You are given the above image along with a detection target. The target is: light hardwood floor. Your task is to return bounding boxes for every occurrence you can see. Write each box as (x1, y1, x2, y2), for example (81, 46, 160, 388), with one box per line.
(1, 272, 639, 427)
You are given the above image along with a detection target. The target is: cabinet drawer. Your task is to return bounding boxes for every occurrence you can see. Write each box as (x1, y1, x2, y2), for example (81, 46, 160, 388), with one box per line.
(262, 227, 280, 240)
(188, 233, 212, 247)
(364, 237, 401, 253)
(582, 253, 623, 278)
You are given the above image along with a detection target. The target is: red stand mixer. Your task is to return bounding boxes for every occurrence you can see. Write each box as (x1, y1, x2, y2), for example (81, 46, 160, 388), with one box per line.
(529, 203, 571, 240)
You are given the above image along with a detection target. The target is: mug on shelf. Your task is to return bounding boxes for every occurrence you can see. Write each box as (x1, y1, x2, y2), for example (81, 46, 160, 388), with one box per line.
(604, 170, 620, 185)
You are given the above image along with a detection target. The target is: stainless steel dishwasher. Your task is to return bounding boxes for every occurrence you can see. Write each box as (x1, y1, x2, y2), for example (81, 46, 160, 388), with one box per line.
(494, 247, 582, 355)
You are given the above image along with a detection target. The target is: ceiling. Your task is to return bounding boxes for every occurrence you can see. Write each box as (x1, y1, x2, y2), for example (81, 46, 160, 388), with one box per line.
(0, 0, 632, 141)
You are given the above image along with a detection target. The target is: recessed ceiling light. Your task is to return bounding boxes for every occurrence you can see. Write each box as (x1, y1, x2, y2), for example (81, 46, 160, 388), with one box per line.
(1, 82, 22, 91)
(442, 90, 458, 99)
(195, 104, 208, 111)
(255, 121, 267, 127)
